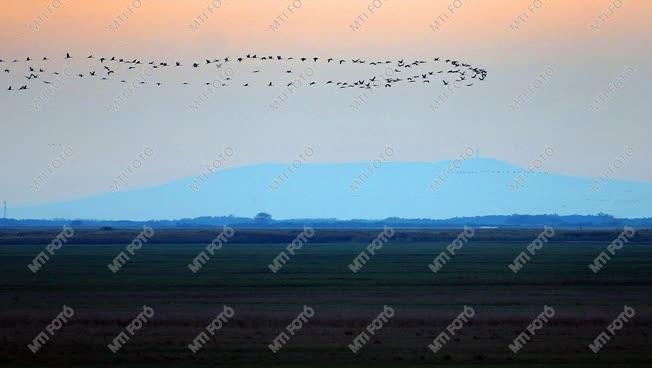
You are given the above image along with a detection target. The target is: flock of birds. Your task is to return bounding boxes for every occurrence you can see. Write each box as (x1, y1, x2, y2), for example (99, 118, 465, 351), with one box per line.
(2, 52, 487, 92)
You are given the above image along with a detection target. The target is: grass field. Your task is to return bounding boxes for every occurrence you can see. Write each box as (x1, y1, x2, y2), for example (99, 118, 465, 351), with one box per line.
(1, 233, 651, 367)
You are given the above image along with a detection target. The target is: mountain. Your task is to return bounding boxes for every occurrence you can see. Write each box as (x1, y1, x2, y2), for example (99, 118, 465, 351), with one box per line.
(7, 158, 652, 220)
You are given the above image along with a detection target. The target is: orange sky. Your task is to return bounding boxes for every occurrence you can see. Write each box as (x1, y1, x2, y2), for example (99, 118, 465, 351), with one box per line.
(2, 0, 650, 61)
(1, 0, 651, 207)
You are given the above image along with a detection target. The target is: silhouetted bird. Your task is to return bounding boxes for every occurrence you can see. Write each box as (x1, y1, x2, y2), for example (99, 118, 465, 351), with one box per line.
(66, 53, 71, 59)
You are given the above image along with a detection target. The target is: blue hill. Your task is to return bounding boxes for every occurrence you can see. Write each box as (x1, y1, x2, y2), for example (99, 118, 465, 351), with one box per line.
(8, 158, 652, 220)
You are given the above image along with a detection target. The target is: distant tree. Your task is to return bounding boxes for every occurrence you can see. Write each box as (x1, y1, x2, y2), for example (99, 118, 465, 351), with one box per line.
(254, 212, 272, 223)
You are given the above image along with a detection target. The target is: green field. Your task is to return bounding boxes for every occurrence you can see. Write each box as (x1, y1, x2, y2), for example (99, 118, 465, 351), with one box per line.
(1, 238, 650, 367)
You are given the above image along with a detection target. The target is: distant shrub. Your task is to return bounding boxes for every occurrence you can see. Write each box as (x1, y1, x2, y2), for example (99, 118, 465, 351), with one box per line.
(254, 212, 272, 224)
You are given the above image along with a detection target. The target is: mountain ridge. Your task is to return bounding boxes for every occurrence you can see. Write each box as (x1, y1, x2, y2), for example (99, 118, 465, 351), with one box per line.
(7, 158, 652, 220)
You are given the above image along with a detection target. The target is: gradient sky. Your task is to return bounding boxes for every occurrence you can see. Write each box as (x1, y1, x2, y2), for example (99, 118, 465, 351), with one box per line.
(1, 0, 651, 214)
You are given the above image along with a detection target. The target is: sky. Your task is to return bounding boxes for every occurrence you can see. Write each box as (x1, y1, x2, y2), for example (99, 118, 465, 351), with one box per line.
(1, 0, 651, 218)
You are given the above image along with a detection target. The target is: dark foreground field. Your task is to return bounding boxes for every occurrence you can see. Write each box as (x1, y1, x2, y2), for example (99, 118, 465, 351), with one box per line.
(1, 229, 650, 367)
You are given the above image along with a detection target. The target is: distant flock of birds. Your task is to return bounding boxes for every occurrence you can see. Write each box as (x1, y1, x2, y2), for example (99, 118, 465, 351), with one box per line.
(2, 52, 487, 92)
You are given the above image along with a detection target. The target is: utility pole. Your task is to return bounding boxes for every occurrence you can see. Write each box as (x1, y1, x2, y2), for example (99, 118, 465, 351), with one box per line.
(2, 200, 6, 219)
